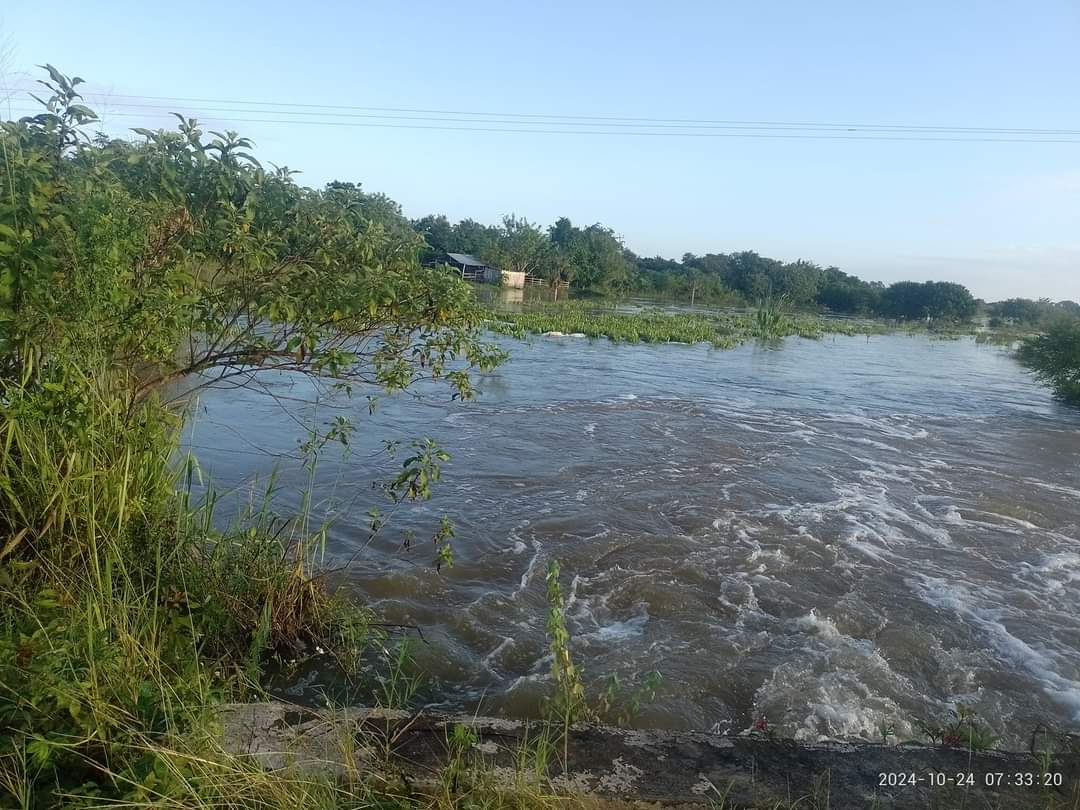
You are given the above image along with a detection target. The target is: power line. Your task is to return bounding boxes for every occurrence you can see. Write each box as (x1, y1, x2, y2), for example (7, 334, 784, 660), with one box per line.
(79, 91, 1080, 136)
(3, 99, 1078, 144)
(14, 97, 1079, 137)
(3, 84, 1078, 137)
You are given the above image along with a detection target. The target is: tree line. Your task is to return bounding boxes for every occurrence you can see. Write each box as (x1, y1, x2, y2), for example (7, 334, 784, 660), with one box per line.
(410, 212, 1075, 323)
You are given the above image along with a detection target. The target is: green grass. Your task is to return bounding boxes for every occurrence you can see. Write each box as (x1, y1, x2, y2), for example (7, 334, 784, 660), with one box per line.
(0, 366, 377, 807)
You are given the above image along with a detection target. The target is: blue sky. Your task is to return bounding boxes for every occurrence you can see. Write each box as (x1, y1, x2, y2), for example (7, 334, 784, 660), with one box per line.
(2, 0, 1078, 300)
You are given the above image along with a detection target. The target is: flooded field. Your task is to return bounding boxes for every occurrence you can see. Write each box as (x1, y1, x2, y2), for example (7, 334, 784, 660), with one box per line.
(184, 331, 1080, 744)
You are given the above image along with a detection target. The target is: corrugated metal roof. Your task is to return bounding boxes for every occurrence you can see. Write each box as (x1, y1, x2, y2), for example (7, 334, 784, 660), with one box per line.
(446, 252, 489, 267)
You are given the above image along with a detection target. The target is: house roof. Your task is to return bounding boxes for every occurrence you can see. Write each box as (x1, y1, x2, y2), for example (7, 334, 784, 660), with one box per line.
(446, 252, 490, 268)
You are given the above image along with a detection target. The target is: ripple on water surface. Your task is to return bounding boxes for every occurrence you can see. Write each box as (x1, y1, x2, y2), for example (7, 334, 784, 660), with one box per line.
(184, 333, 1080, 744)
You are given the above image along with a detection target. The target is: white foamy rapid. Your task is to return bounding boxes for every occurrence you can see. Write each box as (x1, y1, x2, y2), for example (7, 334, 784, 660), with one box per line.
(188, 331, 1080, 742)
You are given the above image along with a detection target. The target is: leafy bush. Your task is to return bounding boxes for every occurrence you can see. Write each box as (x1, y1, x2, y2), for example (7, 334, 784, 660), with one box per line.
(0, 65, 502, 806)
(1019, 319, 1080, 404)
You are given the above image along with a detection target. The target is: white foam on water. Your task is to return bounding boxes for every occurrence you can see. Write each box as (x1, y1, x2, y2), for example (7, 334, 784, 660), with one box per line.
(794, 610, 842, 639)
(911, 497, 967, 528)
(583, 422, 597, 436)
(940, 505, 966, 525)
(735, 422, 771, 434)
(967, 510, 1040, 531)
(853, 437, 904, 453)
(581, 527, 611, 541)
(1023, 479, 1080, 500)
(482, 636, 514, 672)
(1021, 553, 1080, 594)
(754, 658, 913, 743)
(504, 541, 527, 554)
(718, 576, 761, 621)
(501, 521, 531, 554)
(823, 412, 931, 441)
(513, 541, 543, 598)
(909, 574, 1080, 720)
(1037, 552, 1080, 576)
(747, 546, 791, 568)
(565, 575, 583, 610)
(580, 609, 650, 642)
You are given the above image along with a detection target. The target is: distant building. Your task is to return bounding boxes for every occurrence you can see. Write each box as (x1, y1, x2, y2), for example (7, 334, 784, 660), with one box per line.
(443, 253, 524, 288)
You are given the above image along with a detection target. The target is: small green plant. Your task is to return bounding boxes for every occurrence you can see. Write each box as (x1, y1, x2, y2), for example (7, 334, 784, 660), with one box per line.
(597, 670, 663, 727)
(544, 560, 591, 729)
(913, 705, 1001, 751)
(441, 722, 481, 795)
(752, 295, 792, 338)
(878, 719, 896, 745)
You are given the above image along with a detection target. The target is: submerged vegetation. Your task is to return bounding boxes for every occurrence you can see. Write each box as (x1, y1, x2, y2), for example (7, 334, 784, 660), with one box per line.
(485, 300, 884, 348)
(485, 298, 1080, 414)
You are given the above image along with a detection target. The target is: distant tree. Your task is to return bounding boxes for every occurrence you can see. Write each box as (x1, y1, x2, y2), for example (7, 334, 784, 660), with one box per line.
(325, 181, 408, 231)
(486, 215, 552, 279)
(725, 251, 779, 300)
(576, 225, 633, 293)
(549, 216, 576, 251)
(773, 260, 822, 308)
(451, 218, 499, 258)
(1056, 300, 1080, 318)
(412, 213, 454, 262)
(397, 211, 994, 319)
(988, 297, 1051, 326)
(684, 267, 703, 305)
(638, 255, 684, 275)
(544, 217, 633, 295)
(878, 280, 976, 322)
(690, 253, 732, 278)
(925, 281, 977, 321)
(817, 267, 882, 314)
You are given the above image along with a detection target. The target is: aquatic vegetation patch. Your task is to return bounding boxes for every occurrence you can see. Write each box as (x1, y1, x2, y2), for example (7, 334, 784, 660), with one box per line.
(484, 301, 886, 349)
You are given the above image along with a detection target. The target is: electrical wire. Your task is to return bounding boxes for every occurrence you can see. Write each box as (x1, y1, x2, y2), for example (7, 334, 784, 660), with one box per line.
(2, 88, 1078, 143)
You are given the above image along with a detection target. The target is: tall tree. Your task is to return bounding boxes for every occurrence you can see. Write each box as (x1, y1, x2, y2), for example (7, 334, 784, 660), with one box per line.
(878, 281, 976, 321)
(487, 215, 551, 278)
(412, 213, 454, 262)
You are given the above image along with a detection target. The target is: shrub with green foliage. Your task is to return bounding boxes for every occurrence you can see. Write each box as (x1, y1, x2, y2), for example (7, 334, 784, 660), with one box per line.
(1019, 319, 1080, 404)
(0, 65, 505, 806)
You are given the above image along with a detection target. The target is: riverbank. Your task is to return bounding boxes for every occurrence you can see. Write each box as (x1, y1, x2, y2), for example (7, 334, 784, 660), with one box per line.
(222, 701, 1080, 809)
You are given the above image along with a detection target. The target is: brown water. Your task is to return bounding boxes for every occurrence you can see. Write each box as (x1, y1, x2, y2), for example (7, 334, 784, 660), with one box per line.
(183, 331, 1080, 744)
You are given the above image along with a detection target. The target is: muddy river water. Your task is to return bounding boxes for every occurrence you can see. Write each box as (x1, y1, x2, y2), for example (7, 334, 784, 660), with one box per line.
(184, 330, 1080, 744)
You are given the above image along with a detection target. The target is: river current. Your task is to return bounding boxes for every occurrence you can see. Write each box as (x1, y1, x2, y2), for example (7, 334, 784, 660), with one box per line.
(183, 331, 1080, 744)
